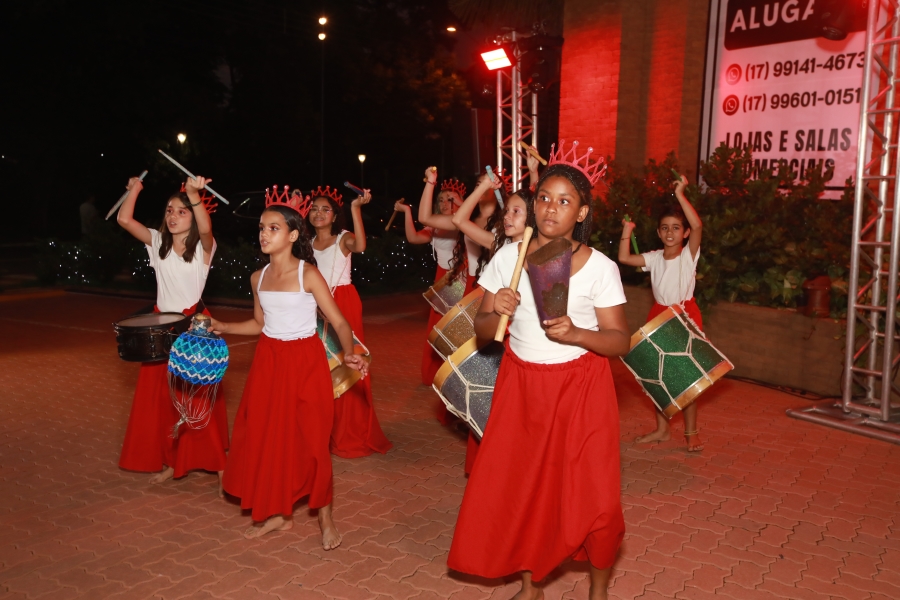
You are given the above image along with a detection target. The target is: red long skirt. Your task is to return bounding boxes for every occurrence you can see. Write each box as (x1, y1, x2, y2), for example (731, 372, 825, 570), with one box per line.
(422, 265, 449, 386)
(647, 297, 703, 331)
(119, 306, 229, 477)
(448, 345, 625, 581)
(223, 334, 334, 521)
(330, 284, 392, 458)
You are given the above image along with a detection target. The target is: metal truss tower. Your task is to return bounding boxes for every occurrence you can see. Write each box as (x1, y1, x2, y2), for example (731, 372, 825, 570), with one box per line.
(495, 32, 538, 189)
(788, 0, 900, 444)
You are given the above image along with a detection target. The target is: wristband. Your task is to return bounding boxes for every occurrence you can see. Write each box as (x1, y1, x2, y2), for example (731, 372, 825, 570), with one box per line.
(191, 201, 202, 207)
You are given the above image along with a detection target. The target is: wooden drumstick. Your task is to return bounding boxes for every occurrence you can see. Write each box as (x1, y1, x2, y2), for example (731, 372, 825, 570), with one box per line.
(519, 141, 547, 166)
(384, 198, 404, 231)
(495, 226, 534, 342)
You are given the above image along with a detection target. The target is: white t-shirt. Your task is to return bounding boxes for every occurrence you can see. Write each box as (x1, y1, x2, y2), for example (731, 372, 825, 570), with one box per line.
(146, 229, 216, 313)
(478, 242, 627, 364)
(641, 245, 699, 306)
(424, 227, 457, 270)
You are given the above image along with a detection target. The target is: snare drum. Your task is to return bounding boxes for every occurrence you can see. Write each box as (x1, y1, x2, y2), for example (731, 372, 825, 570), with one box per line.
(428, 288, 484, 362)
(317, 314, 371, 399)
(621, 305, 733, 418)
(114, 312, 191, 362)
(423, 270, 467, 315)
(433, 337, 504, 439)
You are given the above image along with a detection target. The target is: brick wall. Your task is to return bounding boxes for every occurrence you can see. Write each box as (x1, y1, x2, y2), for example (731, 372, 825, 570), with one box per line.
(559, 0, 710, 178)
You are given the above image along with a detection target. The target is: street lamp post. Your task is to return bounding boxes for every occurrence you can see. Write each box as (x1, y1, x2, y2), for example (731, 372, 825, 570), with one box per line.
(319, 17, 327, 181)
(177, 133, 187, 144)
(358, 154, 366, 187)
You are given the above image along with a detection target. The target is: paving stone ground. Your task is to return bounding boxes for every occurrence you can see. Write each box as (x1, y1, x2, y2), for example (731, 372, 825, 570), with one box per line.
(1, 290, 899, 600)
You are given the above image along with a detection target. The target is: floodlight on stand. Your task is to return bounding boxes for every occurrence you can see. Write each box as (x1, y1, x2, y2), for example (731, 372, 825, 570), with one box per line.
(481, 48, 512, 70)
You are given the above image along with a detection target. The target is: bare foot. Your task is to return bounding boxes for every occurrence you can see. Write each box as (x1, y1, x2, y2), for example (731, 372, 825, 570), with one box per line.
(149, 466, 174, 484)
(635, 428, 670, 444)
(318, 506, 342, 551)
(244, 515, 293, 539)
(217, 471, 224, 498)
(512, 586, 543, 600)
(686, 433, 704, 452)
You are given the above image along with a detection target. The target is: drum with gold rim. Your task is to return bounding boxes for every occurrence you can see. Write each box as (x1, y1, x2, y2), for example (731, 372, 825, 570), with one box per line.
(428, 288, 484, 361)
(316, 314, 371, 399)
(621, 305, 732, 417)
(433, 337, 504, 439)
(423, 270, 467, 315)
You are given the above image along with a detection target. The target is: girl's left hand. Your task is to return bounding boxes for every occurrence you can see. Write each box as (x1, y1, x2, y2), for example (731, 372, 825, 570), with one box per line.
(186, 176, 211, 192)
(344, 353, 369, 377)
(542, 316, 582, 345)
(673, 175, 687, 195)
(352, 189, 372, 207)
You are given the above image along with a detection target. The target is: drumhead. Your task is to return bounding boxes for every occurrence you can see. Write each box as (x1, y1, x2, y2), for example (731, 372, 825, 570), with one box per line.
(117, 313, 186, 327)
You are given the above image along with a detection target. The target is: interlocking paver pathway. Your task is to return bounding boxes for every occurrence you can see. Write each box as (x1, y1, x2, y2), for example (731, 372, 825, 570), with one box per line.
(1, 290, 898, 599)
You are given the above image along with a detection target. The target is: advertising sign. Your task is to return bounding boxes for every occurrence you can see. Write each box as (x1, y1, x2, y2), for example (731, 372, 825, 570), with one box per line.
(700, 0, 869, 197)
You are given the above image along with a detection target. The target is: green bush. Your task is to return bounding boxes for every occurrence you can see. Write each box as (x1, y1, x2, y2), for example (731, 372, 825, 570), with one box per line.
(591, 145, 853, 316)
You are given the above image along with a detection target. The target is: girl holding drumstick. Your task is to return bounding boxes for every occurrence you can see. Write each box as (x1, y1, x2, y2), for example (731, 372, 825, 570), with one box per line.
(448, 145, 631, 599)
(212, 192, 363, 545)
(116, 174, 228, 494)
(618, 173, 704, 452)
(394, 178, 467, 386)
(308, 186, 392, 458)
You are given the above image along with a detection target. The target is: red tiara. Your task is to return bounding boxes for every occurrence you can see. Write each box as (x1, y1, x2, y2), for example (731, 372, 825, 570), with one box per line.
(179, 183, 217, 214)
(310, 185, 343, 207)
(548, 140, 607, 186)
(440, 178, 467, 199)
(265, 185, 311, 217)
(494, 168, 514, 194)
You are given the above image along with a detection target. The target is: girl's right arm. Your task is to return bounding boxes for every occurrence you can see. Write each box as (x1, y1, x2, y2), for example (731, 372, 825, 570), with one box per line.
(618, 219, 645, 267)
(210, 270, 265, 335)
(674, 175, 703, 259)
(473, 288, 520, 345)
(396, 202, 431, 244)
(451, 176, 498, 249)
(116, 176, 152, 245)
(417, 167, 457, 230)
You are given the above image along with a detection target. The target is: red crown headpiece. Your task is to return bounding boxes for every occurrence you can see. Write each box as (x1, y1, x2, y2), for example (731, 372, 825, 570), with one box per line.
(493, 168, 514, 194)
(548, 140, 607, 186)
(440, 179, 467, 201)
(179, 183, 217, 214)
(265, 185, 312, 217)
(310, 185, 343, 207)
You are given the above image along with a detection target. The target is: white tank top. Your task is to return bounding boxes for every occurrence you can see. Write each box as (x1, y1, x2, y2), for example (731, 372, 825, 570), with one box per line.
(258, 262, 318, 341)
(465, 234, 481, 277)
(313, 231, 352, 289)
(426, 227, 457, 270)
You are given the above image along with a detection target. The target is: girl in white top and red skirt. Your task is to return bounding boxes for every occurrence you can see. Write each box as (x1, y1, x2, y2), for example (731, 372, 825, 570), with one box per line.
(211, 189, 366, 546)
(448, 142, 632, 599)
(618, 174, 705, 452)
(116, 174, 228, 493)
(308, 186, 392, 458)
(393, 178, 466, 386)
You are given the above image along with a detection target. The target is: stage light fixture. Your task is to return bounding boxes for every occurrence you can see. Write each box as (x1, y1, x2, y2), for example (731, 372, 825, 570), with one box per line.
(481, 48, 512, 70)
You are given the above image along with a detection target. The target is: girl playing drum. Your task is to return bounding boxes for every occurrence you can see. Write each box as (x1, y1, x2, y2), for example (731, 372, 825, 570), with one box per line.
(308, 186, 392, 458)
(618, 174, 705, 452)
(393, 177, 466, 386)
(116, 175, 228, 493)
(449, 144, 631, 599)
(211, 192, 364, 545)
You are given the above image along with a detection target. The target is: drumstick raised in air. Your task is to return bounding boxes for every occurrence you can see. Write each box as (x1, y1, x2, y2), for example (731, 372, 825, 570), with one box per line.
(157, 149, 230, 204)
(495, 226, 534, 342)
(384, 198, 404, 231)
(105, 170, 148, 220)
(519, 141, 547, 166)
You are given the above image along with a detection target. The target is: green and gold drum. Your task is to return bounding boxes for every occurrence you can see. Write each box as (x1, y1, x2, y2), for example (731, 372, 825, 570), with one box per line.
(621, 305, 733, 418)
